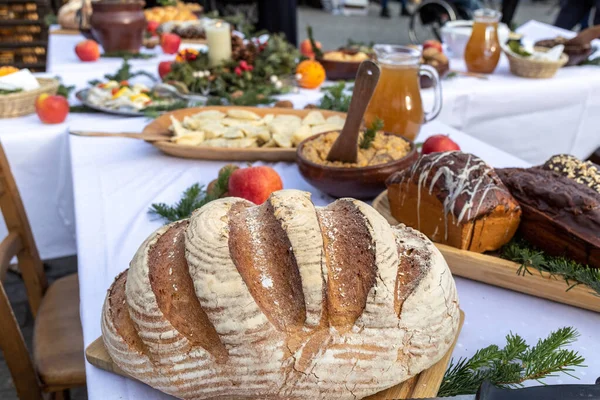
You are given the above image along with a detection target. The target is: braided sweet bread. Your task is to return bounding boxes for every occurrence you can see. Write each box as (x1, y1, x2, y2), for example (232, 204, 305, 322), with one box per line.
(101, 190, 460, 399)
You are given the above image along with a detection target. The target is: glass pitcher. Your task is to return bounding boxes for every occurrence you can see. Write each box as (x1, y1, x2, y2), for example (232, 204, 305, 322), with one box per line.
(365, 45, 442, 141)
(464, 9, 502, 74)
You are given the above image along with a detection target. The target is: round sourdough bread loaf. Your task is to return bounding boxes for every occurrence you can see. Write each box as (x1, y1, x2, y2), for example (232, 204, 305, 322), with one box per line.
(101, 189, 460, 399)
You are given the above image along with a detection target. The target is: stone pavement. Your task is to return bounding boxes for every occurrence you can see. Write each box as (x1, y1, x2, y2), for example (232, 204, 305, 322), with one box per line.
(0, 1, 562, 398)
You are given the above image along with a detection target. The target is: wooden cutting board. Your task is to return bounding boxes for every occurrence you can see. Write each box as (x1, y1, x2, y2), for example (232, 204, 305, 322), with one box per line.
(86, 311, 463, 399)
(373, 190, 600, 313)
(141, 106, 347, 162)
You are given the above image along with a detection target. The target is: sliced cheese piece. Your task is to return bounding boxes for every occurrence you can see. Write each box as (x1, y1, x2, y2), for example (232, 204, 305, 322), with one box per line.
(262, 114, 275, 125)
(172, 133, 205, 146)
(191, 110, 226, 120)
(311, 123, 340, 135)
(242, 126, 271, 144)
(226, 109, 261, 120)
(326, 115, 346, 126)
(292, 125, 314, 146)
(223, 126, 245, 139)
(302, 111, 326, 126)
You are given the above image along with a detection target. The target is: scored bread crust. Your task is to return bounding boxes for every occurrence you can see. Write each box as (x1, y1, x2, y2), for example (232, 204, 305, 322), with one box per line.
(101, 189, 460, 399)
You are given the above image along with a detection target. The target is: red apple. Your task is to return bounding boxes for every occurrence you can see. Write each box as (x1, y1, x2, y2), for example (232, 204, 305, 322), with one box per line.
(160, 33, 181, 55)
(35, 94, 69, 124)
(228, 166, 283, 204)
(300, 38, 322, 59)
(147, 20, 160, 36)
(158, 61, 173, 80)
(75, 40, 100, 62)
(423, 40, 443, 53)
(422, 135, 461, 154)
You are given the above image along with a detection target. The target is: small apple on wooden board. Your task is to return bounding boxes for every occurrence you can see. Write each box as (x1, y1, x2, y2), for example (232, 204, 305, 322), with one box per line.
(422, 135, 461, 154)
(207, 165, 284, 205)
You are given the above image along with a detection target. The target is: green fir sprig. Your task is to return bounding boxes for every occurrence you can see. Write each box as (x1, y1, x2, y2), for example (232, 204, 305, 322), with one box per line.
(89, 60, 157, 86)
(500, 238, 600, 296)
(0, 88, 23, 95)
(164, 33, 298, 106)
(55, 78, 75, 99)
(101, 51, 155, 60)
(306, 26, 323, 59)
(359, 117, 384, 149)
(142, 99, 191, 119)
(69, 105, 101, 113)
(440, 327, 585, 397)
(149, 166, 236, 223)
(318, 81, 353, 112)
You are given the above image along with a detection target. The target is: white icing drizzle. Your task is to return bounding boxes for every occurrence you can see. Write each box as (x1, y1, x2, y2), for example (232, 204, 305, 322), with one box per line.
(398, 151, 510, 240)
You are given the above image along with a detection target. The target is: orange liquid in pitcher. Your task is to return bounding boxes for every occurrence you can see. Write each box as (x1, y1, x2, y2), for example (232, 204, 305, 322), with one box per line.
(364, 63, 424, 141)
(464, 20, 501, 74)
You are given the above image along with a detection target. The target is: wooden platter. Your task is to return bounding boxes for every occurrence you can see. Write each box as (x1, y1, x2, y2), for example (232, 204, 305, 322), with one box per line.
(141, 106, 347, 162)
(85, 311, 463, 399)
(373, 191, 600, 313)
(50, 28, 80, 35)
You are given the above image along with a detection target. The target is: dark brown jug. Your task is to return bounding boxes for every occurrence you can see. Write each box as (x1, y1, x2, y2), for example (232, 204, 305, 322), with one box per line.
(89, 0, 146, 53)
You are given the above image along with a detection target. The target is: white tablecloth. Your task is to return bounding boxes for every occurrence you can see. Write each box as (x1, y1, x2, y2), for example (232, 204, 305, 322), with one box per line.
(3, 20, 598, 260)
(68, 117, 600, 400)
(424, 20, 600, 165)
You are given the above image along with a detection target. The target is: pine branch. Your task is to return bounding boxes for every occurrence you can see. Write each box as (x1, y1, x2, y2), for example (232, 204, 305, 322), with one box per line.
(54, 76, 75, 99)
(69, 105, 101, 113)
(318, 81, 353, 112)
(306, 25, 324, 59)
(500, 238, 600, 296)
(520, 327, 585, 384)
(102, 51, 155, 60)
(142, 100, 190, 119)
(148, 166, 236, 223)
(359, 117, 384, 149)
(439, 327, 584, 397)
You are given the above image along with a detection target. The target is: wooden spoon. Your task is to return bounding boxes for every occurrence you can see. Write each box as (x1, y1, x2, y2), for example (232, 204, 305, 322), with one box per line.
(69, 130, 168, 142)
(326, 60, 381, 163)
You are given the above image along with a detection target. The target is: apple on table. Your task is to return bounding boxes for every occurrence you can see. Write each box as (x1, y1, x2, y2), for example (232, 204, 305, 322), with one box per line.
(300, 38, 322, 59)
(35, 94, 69, 124)
(161, 33, 181, 55)
(75, 40, 100, 62)
(158, 61, 173, 80)
(228, 166, 283, 204)
(421, 134, 460, 154)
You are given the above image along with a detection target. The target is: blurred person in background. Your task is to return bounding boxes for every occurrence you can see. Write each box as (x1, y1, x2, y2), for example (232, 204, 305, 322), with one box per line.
(555, 0, 598, 30)
(381, 0, 410, 18)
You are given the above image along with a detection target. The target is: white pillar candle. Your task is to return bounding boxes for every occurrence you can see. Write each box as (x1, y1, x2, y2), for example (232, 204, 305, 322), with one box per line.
(206, 20, 232, 67)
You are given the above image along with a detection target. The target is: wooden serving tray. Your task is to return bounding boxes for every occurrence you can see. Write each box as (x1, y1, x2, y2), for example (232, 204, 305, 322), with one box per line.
(373, 191, 600, 313)
(141, 106, 347, 162)
(50, 28, 80, 35)
(86, 311, 463, 399)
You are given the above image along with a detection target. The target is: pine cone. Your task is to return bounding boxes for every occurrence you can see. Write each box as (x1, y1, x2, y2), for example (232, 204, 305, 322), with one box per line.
(231, 36, 258, 64)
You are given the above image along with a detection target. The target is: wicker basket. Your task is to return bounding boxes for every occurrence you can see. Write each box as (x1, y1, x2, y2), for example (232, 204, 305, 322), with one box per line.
(505, 47, 569, 79)
(0, 78, 59, 119)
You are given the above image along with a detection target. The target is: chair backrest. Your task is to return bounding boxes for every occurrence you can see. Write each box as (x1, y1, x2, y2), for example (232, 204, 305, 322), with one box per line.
(0, 140, 47, 400)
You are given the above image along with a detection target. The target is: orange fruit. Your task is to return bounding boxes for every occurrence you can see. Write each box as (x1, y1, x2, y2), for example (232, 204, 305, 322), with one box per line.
(296, 60, 326, 89)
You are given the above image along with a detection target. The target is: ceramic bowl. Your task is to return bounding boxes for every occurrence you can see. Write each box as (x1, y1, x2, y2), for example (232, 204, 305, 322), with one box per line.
(440, 21, 510, 59)
(317, 51, 371, 80)
(296, 131, 418, 199)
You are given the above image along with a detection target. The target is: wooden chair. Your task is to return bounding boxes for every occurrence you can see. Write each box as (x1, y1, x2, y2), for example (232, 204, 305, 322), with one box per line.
(0, 142, 85, 399)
